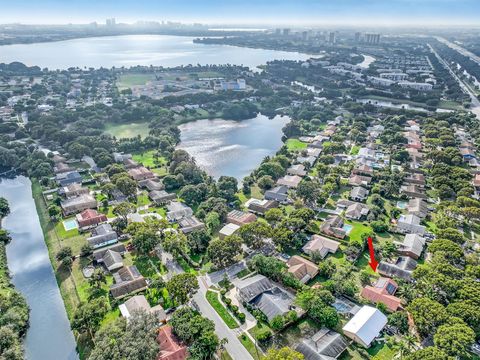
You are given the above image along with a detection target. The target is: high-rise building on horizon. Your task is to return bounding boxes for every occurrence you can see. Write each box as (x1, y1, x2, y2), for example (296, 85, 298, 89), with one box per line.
(365, 33, 381, 44)
(106, 18, 116, 27)
(328, 31, 336, 44)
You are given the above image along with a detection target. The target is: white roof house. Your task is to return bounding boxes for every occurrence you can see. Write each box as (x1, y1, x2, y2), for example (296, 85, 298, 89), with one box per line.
(342, 305, 387, 348)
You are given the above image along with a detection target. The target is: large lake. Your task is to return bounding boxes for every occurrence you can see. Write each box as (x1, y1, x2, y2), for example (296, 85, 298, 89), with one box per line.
(0, 34, 311, 69)
(0, 176, 78, 360)
(177, 114, 290, 181)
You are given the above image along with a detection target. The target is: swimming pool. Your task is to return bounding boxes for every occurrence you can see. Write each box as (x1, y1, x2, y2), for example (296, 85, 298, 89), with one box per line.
(63, 219, 78, 231)
(397, 201, 408, 209)
(342, 224, 353, 235)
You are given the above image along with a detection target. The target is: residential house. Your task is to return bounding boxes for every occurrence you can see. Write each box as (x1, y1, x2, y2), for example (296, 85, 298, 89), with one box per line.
(56, 171, 82, 187)
(296, 328, 348, 360)
(52, 154, 67, 163)
(113, 152, 132, 163)
(287, 256, 319, 283)
(149, 190, 176, 205)
(123, 158, 139, 169)
(403, 173, 426, 186)
(302, 234, 341, 259)
(119, 295, 166, 322)
(54, 162, 73, 174)
(396, 214, 426, 235)
(377, 256, 418, 281)
(277, 175, 302, 189)
(166, 202, 193, 222)
(348, 175, 372, 187)
(287, 164, 307, 177)
(350, 187, 369, 202)
(128, 166, 155, 181)
(296, 155, 317, 166)
(61, 194, 97, 216)
(236, 274, 296, 322)
(76, 209, 107, 229)
(93, 244, 126, 264)
(473, 174, 480, 191)
(98, 249, 123, 271)
(460, 147, 476, 162)
(342, 306, 388, 348)
(319, 216, 347, 239)
(245, 198, 278, 215)
(87, 223, 118, 249)
(157, 325, 187, 360)
(219, 223, 240, 239)
(227, 210, 257, 226)
(178, 216, 205, 234)
(352, 164, 374, 177)
(110, 266, 148, 299)
(345, 203, 369, 220)
(357, 147, 376, 161)
(400, 184, 427, 199)
(398, 234, 426, 260)
(360, 278, 402, 312)
(139, 178, 164, 191)
(60, 183, 89, 198)
(407, 198, 428, 218)
(264, 186, 289, 203)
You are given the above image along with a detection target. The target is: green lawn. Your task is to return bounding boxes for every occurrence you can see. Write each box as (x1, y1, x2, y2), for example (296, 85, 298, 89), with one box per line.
(132, 151, 167, 168)
(104, 122, 150, 139)
(238, 333, 263, 360)
(368, 342, 396, 360)
(116, 73, 154, 90)
(286, 138, 308, 151)
(205, 290, 239, 329)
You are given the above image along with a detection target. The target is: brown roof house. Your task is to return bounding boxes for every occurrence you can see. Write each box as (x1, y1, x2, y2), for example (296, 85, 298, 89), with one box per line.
(287, 255, 319, 283)
(319, 215, 347, 239)
(157, 325, 187, 360)
(348, 175, 372, 187)
(110, 265, 148, 299)
(76, 209, 107, 229)
(302, 234, 341, 259)
(61, 194, 97, 216)
(400, 184, 427, 199)
(245, 198, 278, 215)
(128, 166, 155, 181)
(361, 277, 402, 312)
(178, 216, 205, 234)
(277, 175, 302, 189)
(403, 173, 426, 186)
(227, 210, 257, 226)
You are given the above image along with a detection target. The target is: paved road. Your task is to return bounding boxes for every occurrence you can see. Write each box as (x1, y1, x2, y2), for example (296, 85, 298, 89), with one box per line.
(436, 36, 480, 66)
(193, 277, 254, 360)
(429, 43, 480, 120)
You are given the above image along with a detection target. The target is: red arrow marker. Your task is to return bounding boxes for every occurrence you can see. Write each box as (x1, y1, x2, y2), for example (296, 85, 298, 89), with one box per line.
(367, 237, 378, 272)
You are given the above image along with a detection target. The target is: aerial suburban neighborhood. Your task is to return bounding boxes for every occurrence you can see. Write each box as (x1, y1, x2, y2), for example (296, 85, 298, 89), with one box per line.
(1, 1, 480, 360)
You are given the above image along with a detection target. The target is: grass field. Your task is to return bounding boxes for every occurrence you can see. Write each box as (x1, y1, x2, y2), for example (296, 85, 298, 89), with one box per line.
(104, 122, 151, 139)
(205, 290, 239, 329)
(286, 138, 308, 151)
(116, 73, 154, 90)
(238, 333, 263, 360)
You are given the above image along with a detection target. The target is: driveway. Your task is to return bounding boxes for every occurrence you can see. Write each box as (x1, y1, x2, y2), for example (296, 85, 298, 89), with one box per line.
(193, 277, 254, 360)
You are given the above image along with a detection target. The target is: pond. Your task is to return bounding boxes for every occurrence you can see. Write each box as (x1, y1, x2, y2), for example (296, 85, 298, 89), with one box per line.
(177, 114, 290, 181)
(0, 176, 78, 360)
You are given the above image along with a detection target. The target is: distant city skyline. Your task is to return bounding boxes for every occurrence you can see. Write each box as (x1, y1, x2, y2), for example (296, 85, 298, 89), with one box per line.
(1, 0, 480, 27)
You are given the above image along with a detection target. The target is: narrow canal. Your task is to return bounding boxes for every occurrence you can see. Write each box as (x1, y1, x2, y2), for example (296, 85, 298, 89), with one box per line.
(0, 176, 78, 360)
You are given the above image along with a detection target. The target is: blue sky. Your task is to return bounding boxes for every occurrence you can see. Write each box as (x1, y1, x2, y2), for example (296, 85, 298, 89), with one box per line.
(1, 0, 479, 26)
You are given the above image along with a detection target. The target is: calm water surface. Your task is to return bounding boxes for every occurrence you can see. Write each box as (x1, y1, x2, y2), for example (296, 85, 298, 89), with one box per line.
(0, 35, 311, 70)
(0, 176, 77, 360)
(178, 114, 290, 181)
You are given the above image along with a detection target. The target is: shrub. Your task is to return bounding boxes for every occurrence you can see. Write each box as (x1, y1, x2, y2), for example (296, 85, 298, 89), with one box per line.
(224, 298, 232, 306)
(238, 313, 246, 323)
